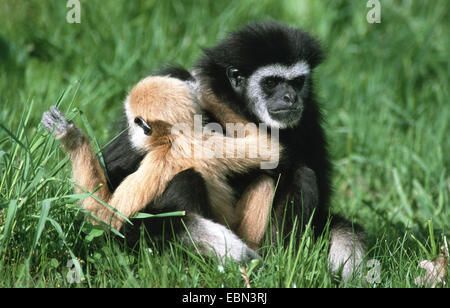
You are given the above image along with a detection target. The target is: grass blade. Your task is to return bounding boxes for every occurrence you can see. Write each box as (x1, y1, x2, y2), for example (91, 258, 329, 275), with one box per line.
(132, 211, 186, 219)
(31, 200, 51, 252)
(0, 200, 19, 248)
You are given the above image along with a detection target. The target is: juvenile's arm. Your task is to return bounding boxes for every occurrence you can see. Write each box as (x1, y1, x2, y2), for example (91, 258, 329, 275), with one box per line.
(198, 88, 249, 128)
(103, 150, 182, 230)
(41, 107, 112, 221)
(198, 88, 281, 171)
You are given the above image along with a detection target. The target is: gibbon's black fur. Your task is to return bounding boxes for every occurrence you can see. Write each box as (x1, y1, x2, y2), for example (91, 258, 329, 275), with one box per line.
(102, 21, 365, 278)
(193, 21, 365, 278)
(194, 21, 331, 235)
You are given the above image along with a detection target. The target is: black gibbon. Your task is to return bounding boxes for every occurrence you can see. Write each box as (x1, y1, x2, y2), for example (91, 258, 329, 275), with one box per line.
(193, 21, 365, 279)
(102, 21, 366, 279)
(41, 75, 280, 261)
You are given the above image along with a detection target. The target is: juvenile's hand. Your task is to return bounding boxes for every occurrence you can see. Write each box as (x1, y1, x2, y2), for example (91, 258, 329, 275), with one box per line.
(41, 106, 71, 139)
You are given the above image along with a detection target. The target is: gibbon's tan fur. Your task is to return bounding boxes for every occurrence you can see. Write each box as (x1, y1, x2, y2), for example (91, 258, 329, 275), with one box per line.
(234, 175, 275, 249)
(198, 88, 250, 130)
(198, 89, 277, 248)
(53, 76, 280, 232)
(57, 124, 112, 223)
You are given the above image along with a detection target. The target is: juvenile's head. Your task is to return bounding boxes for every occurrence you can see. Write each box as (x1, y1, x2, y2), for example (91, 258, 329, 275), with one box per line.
(125, 76, 200, 152)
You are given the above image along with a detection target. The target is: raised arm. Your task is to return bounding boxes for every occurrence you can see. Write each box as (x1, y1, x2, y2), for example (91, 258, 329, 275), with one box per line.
(41, 107, 112, 220)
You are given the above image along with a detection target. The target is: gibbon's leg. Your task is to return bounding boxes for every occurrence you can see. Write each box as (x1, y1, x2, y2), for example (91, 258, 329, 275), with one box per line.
(41, 106, 112, 222)
(102, 151, 185, 230)
(234, 175, 274, 250)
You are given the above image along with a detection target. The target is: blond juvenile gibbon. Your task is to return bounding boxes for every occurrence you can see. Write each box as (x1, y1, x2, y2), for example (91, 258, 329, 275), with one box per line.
(41, 75, 280, 260)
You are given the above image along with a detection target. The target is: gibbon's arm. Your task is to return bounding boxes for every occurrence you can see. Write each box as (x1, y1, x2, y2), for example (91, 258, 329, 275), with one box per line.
(107, 131, 278, 231)
(284, 164, 319, 228)
(196, 89, 281, 172)
(198, 88, 249, 127)
(198, 129, 281, 173)
(41, 107, 112, 221)
(103, 150, 184, 230)
(106, 126, 279, 230)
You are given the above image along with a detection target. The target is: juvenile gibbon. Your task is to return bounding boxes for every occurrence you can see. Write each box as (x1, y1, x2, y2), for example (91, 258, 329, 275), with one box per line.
(41, 75, 280, 260)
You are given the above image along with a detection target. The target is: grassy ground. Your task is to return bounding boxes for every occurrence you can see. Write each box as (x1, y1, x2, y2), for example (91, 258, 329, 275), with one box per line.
(0, 0, 448, 288)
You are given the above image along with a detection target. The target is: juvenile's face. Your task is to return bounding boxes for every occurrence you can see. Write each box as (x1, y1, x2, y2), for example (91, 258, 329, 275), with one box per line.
(125, 76, 199, 152)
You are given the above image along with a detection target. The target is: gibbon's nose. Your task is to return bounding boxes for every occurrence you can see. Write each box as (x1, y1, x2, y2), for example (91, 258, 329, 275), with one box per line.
(283, 93, 295, 105)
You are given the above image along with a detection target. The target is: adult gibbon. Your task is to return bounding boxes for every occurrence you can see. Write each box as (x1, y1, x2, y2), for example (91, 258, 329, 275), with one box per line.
(101, 21, 366, 279)
(41, 75, 280, 261)
(193, 21, 365, 279)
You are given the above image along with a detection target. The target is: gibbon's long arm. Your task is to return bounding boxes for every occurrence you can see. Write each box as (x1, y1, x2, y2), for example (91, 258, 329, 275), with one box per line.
(198, 88, 249, 128)
(234, 175, 274, 249)
(41, 107, 112, 223)
(196, 88, 282, 171)
(40, 107, 159, 229)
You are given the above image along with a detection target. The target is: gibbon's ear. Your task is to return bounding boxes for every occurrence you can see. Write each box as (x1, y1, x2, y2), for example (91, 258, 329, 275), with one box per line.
(226, 67, 245, 96)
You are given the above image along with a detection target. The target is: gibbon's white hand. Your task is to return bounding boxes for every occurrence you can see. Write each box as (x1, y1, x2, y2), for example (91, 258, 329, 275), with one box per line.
(41, 106, 71, 139)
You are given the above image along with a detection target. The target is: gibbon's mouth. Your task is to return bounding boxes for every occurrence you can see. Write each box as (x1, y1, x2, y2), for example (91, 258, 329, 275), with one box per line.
(134, 117, 152, 136)
(268, 107, 302, 115)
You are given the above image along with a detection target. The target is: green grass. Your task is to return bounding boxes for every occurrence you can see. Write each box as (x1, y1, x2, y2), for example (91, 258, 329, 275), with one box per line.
(0, 0, 448, 288)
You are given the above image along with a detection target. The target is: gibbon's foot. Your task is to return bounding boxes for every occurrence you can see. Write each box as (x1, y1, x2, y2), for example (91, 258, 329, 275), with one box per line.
(328, 218, 366, 281)
(181, 214, 261, 263)
(41, 106, 71, 140)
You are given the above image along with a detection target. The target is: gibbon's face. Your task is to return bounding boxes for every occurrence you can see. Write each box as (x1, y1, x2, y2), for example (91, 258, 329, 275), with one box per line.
(227, 61, 310, 129)
(125, 76, 199, 152)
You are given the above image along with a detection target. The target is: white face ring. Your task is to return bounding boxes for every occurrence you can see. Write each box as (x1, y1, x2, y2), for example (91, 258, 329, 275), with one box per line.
(246, 61, 310, 128)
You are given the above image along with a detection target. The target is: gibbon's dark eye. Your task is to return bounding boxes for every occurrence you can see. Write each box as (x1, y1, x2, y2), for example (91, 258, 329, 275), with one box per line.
(264, 77, 280, 89)
(292, 76, 306, 90)
(134, 117, 152, 136)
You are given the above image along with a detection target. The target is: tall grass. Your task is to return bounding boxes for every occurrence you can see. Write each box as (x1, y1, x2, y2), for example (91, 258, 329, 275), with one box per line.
(0, 0, 448, 287)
